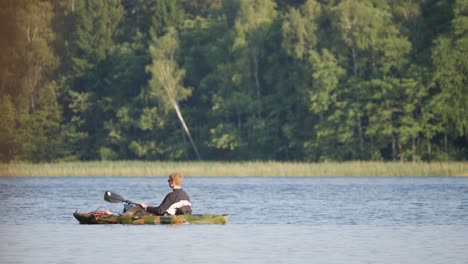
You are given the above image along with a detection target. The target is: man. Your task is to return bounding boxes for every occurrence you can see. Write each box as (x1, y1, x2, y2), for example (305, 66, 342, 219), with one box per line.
(123, 172, 192, 216)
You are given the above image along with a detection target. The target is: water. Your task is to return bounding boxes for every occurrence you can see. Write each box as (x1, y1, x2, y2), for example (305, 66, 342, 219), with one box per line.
(1, 176, 467, 263)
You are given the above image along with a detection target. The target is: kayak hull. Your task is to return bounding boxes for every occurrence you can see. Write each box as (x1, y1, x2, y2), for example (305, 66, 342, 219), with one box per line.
(73, 211, 228, 225)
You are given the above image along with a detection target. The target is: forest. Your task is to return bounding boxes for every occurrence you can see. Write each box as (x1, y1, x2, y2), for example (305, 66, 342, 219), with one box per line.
(0, 0, 467, 162)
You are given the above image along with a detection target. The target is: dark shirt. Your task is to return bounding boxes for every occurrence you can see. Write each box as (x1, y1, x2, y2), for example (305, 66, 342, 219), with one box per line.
(146, 189, 191, 215)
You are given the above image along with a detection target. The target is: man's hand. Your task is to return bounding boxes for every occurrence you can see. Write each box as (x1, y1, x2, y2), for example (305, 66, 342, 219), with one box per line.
(139, 203, 148, 210)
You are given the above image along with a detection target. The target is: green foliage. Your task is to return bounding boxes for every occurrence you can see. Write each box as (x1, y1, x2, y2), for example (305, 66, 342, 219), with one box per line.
(281, 0, 320, 59)
(1, 0, 466, 162)
(0, 0, 62, 162)
(0, 95, 16, 161)
(432, 0, 468, 137)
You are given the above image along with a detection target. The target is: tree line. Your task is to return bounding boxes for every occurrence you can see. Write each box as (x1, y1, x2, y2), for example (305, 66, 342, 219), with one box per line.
(0, 0, 467, 162)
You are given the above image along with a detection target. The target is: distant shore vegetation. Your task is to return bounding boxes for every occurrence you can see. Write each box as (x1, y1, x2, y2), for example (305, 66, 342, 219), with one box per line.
(1, 1, 467, 164)
(1, 161, 467, 177)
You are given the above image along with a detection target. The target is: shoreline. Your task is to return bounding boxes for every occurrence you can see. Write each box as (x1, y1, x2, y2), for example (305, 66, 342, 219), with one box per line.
(1, 161, 467, 177)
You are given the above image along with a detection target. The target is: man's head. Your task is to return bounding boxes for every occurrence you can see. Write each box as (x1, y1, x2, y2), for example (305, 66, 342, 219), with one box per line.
(168, 172, 183, 186)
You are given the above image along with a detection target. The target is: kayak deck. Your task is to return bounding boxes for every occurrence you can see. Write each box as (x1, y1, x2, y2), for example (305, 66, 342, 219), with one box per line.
(73, 211, 227, 225)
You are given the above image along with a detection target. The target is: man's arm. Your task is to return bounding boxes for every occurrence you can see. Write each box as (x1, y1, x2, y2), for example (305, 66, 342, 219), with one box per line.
(146, 194, 173, 215)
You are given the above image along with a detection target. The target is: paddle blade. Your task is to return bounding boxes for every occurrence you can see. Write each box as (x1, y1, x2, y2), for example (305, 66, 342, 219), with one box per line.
(104, 191, 126, 203)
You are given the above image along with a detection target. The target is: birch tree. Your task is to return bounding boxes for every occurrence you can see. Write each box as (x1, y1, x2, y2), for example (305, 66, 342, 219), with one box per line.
(147, 27, 202, 160)
(233, 0, 277, 97)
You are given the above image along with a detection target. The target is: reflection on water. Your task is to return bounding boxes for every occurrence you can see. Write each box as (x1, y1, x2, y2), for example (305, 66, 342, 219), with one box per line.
(0, 176, 468, 263)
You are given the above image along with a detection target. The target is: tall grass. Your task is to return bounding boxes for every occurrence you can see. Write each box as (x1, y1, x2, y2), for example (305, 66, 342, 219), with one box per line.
(1, 161, 467, 177)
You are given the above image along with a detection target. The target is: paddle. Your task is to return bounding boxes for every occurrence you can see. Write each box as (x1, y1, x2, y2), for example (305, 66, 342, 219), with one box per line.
(104, 191, 139, 205)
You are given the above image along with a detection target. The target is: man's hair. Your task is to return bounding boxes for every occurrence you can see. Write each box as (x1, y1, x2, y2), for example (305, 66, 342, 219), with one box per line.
(169, 172, 183, 185)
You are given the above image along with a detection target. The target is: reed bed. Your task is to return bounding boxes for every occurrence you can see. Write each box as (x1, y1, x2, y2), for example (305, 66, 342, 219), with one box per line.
(1, 161, 467, 177)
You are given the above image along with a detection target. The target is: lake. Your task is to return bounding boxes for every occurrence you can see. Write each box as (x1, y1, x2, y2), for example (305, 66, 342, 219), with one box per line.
(1, 176, 467, 263)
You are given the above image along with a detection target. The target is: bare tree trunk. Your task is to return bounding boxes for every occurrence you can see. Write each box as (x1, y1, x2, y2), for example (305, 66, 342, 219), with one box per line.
(399, 140, 403, 162)
(412, 137, 416, 163)
(136, 12, 140, 33)
(351, 46, 358, 76)
(253, 55, 261, 97)
(170, 99, 202, 160)
(358, 115, 364, 157)
(444, 132, 448, 154)
(427, 138, 432, 162)
(30, 93, 35, 113)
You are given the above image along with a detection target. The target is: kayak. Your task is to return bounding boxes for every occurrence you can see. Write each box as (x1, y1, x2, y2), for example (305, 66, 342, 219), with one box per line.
(73, 211, 228, 225)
